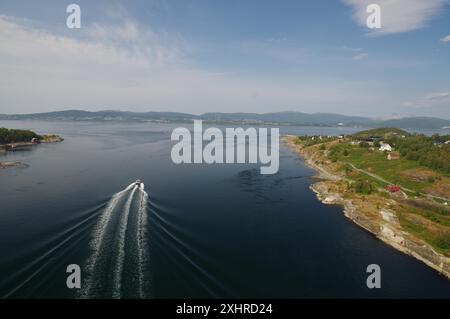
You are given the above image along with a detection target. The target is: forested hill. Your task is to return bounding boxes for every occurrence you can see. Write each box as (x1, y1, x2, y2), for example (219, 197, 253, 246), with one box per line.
(0, 128, 41, 144)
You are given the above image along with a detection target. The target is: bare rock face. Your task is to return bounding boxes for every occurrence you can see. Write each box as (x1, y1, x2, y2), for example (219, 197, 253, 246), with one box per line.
(0, 161, 28, 169)
(41, 135, 64, 143)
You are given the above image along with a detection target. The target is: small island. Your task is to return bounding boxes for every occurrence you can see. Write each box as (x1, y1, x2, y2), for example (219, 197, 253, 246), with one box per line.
(0, 127, 63, 168)
(284, 128, 450, 279)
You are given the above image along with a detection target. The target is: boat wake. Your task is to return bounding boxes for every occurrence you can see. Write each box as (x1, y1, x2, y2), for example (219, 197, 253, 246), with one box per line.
(80, 182, 150, 298)
(1, 179, 228, 298)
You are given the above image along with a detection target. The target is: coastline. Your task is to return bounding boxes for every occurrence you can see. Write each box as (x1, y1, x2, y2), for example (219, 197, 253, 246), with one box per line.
(0, 135, 63, 169)
(0, 161, 28, 169)
(282, 135, 450, 280)
(0, 135, 63, 150)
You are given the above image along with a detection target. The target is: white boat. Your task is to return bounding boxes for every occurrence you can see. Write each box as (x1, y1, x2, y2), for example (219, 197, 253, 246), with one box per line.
(134, 179, 145, 190)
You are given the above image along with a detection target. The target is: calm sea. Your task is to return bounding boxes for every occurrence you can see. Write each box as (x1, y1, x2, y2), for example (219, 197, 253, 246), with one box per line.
(0, 120, 449, 298)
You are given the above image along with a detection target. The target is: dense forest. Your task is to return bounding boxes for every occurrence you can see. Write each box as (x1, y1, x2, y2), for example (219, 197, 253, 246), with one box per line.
(0, 128, 41, 144)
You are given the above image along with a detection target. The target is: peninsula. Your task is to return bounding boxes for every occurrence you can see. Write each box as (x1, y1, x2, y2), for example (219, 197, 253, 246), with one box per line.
(0, 127, 63, 168)
(284, 128, 450, 279)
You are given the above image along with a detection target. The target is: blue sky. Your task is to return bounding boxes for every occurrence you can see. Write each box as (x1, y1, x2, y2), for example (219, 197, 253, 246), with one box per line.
(0, 0, 449, 118)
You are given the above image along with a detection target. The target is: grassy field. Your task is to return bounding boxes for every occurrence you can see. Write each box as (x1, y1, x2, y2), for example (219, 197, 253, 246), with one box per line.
(330, 142, 445, 194)
(397, 205, 450, 255)
(335, 143, 450, 256)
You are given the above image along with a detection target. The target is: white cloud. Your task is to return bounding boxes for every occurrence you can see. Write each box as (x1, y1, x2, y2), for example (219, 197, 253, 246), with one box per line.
(337, 46, 363, 52)
(0, 14, 179, 68)
(353, 52, 369, 60)
(424, 92, 450, 101)
(0, 14, 399, 116)
(441, 35, 450, 42)
(343, 0, 448, 35)
(403, 91, 450, 108)
(232, 38, 309, 64)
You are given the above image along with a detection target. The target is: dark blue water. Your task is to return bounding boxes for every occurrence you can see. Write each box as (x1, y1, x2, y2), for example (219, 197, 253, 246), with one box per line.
(0, 120, 449, 298)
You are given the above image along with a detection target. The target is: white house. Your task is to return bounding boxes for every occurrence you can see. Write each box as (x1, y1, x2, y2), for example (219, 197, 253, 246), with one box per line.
(379, 143, 392, 152)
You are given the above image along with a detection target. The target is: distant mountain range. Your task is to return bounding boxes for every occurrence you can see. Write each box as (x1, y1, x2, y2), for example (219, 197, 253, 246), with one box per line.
(0, 110, 449, 129)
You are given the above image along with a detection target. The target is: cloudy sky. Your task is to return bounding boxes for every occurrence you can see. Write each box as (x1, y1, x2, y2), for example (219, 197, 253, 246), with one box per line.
(0, 0, 449, 118)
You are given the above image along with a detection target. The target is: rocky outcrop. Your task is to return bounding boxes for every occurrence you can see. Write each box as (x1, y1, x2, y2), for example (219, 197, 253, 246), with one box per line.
(0, 161, 28, 169)
(41, 135, 64, 143)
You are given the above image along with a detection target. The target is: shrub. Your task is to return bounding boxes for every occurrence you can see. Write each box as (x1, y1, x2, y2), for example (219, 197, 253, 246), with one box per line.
(353, 180, 374, 195)
(434, 233, 450, 251)
(360, 141, 369, 148)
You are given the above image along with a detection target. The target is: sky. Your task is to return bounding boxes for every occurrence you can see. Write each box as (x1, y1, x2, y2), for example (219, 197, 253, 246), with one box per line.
(0, 0, 449, 118)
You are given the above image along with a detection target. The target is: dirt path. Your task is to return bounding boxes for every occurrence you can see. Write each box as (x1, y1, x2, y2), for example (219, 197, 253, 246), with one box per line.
(344, 162, 450, 202)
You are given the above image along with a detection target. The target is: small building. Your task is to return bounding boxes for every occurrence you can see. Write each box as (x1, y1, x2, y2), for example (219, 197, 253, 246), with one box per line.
(379, 143, 392, 152)
(387, 152, 400, 160)
(31, 137, 39, 144)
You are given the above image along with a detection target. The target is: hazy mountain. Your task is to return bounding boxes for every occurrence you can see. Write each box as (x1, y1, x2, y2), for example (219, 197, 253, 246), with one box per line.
(373, 117, 450, 130)
(202, 111, 373, 125)
(0, 110, 199, 121)
(1, 110, 449, 129)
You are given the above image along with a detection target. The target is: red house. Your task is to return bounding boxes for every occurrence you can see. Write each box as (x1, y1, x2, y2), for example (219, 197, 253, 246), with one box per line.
(386, 185, 401, 193)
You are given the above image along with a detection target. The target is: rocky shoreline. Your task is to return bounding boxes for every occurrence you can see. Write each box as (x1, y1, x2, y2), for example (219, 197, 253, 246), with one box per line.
(283, 135, 450, 280)
(0, 135, 63, 151)
(0, 135, 63, 169)
(0, 161, 28, 169)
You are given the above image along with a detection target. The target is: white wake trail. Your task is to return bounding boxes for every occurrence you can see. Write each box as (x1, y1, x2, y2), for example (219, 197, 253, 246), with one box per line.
(137, 188, 149, 298)
(90, 184, 134, 251)
(80, 183, 135, 297)
(112, 186, 137, 298)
